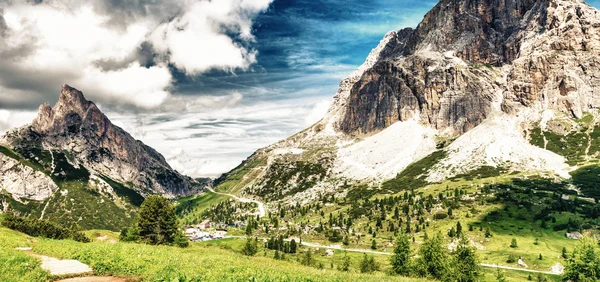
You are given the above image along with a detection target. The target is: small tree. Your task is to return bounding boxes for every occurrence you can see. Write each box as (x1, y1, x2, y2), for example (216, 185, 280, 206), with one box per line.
(290, 239, 297, 253)
(371, 239, 377, 250)
(496, 268, 507, 282)
(563, 237, 600, 281)
(360, 254, 380, 273)
(391, 234, 412, 276)
(452, 236, 482, 282)
(485, 227, 492, 238)
(561, 247, 568, 259)
(538, 254, 543, 260)
(510, 238, 518, 248)
(242, 238, 258, 256)
(338, 252, 351, 272)
(274, 250, 280, 260)
(534, 237, 539, 245)
(415, 232, 449, 280)
(301, 250, 314, 266)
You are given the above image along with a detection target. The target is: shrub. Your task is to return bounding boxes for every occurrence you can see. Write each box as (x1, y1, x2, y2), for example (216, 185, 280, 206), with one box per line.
(359, 254, 379, 273)
(1, 212, 89, 242)
(507, 254, 517, 263)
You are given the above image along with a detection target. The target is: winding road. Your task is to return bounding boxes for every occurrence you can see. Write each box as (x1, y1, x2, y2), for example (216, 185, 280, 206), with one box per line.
(206, 187, 266, 217)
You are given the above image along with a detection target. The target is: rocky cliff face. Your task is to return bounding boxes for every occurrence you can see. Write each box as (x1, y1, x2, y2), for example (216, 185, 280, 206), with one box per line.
(338, 0, 600, 135)
(215, 0, 600, 205)
(2, 85, 203, 199)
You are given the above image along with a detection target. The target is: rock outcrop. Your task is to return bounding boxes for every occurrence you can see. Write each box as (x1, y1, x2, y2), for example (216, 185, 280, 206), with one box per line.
(0, 153, 58, 201)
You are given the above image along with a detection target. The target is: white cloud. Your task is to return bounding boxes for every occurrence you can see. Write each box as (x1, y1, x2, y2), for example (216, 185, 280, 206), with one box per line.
(0, 0, 273, 110)
(304, 99, 331, 126)
(0, 109, 37, 134)
(150, 0, 272, 74)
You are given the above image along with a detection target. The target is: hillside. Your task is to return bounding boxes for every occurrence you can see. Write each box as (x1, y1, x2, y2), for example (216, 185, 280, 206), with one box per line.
(172, 0, 600, 277)
(214, 0, 600, 206)
(0, 85, 206, 230)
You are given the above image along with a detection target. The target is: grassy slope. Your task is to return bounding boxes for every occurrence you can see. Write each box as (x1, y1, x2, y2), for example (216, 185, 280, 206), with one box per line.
(176, 191, 231, 225)
(0, 226, 50, 282)
(0, 145, 139, 231)
(0, 222, 560, 282)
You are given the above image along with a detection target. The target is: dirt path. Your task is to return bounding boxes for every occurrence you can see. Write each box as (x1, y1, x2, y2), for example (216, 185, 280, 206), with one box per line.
(55, 277, 127, 282)
(207, 187, 266, 217)
(17, 247, 92, 276)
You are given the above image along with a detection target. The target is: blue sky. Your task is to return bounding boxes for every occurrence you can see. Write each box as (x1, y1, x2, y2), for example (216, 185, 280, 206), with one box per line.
(1, 0, 600, 177)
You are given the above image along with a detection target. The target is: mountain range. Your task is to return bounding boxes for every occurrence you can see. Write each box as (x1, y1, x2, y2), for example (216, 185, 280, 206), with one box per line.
(2, 0, 600, 231)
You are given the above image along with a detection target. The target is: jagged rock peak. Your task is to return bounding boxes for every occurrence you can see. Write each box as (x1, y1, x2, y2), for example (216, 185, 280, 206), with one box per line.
(32, 84, 106, 134)
(336, 0, 600, 135)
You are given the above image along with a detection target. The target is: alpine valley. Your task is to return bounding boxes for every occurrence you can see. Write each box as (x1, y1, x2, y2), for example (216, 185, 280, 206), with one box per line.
(3, 0, 600, 281)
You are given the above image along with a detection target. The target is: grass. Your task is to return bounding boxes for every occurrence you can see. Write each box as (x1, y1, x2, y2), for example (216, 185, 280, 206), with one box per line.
(176, 191, 231, 225)
(381, 151, 446, 193)
(215, 155, 267, 194)
(30, 233, 422, 281)
(0, 226, 50, 282)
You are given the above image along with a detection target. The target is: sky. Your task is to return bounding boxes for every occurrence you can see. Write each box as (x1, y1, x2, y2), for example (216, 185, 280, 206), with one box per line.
(2, 0, 600, 178)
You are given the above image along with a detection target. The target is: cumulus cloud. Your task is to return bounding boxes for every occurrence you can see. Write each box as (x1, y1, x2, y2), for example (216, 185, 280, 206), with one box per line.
(150, 0, 272, 74)
(0, 0, 273, 110)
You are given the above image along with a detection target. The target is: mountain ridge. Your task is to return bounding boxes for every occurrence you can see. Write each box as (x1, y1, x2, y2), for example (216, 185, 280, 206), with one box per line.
(214, 0, 600, 206)
(0, 85, 206, 230)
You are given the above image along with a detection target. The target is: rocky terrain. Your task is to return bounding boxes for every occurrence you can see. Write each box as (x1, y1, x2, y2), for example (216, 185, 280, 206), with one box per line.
(215, 0, 600, 205)
(0, 85, 205, 229)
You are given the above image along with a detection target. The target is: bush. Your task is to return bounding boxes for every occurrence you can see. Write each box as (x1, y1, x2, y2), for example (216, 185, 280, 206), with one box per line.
(1, 212, 89, 242)
(242, 238, 258, 256)
(359, 254, 380, 273)
(433, 212, 448, 220)
(507, 254, 517, 263)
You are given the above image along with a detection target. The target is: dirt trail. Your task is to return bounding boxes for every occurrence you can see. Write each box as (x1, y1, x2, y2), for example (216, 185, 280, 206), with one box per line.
(207, 187, 266, 217)
(17, 247, 92, 276)
(55, 277, 127, 282)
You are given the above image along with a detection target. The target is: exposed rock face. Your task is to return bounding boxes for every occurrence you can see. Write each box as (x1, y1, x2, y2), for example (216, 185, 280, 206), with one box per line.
(338, 0, 600, 135)
(3, 85, 202, 198)
(0, 154, 58, 201)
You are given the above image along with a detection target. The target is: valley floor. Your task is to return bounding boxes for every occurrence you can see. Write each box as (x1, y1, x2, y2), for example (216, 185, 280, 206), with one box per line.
(0, 225, 561, 282)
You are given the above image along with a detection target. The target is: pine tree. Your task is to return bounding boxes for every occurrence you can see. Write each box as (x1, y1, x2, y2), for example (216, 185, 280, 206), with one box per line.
(456, 221, 462, 235)
(371, 239, 377, 250)
(338, 252, 351, 272)
(391, 234, 412, 276)
(290, 239, 297, 253)
(561, 247, 568, 259)
(242, 238, 258, 256)
(451, 235, 481, 282)
(538, 254, 543, 260)
(415, 232, 449, 280)
(137, 195, 184, 246)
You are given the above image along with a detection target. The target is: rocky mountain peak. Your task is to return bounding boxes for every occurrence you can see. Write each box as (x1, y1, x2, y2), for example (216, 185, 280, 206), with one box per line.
(6, 85, 204, 198)
(335, 0, 600, 135)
